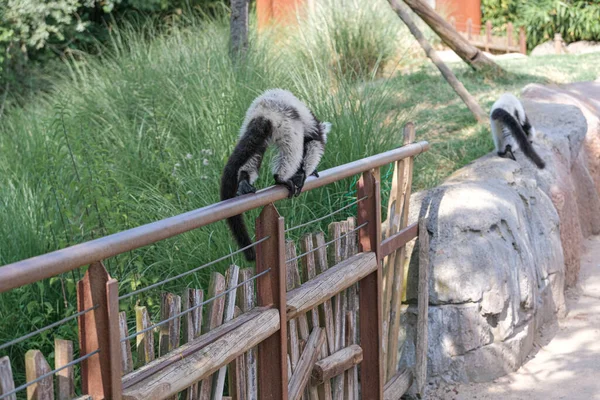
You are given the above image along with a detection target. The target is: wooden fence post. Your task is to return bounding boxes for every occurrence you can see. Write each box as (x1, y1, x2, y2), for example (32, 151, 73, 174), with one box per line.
(519, 27, 527, 54)
(415, 218, 430, 396)
(55, 339, 75, 400)
(485, 21, 492, 52)
(466, 18, 472, 40)
(554, 33, 563, 54)
(357, 169, 383, 400)
(0, 356, 16, 400)
(507, 22, 513, 53)
(25, 350, 53, 400)
(255, 204, 288, 400)
(77, 261, 123, 400)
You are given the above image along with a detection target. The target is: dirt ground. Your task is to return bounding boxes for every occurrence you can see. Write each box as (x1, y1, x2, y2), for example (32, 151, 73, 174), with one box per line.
(423, 235, 600, 400)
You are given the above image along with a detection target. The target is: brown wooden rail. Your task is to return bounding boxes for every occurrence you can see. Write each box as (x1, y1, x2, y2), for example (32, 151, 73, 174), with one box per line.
(0, 141, 429, 293)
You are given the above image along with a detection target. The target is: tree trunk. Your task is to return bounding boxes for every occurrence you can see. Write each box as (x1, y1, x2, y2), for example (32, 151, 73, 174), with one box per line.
(230, 0, 249, 58)
(401, 0, 502, 73)
(387, 0, 487, 123)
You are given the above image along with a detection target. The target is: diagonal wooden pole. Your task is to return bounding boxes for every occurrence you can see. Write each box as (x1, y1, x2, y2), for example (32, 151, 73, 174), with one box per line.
(386, 0, 487, 123)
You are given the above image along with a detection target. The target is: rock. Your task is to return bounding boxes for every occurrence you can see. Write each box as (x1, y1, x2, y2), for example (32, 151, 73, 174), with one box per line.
(531, 40, 567, 56)
(567, 41, 600, 54)
(398, 82, 600, 385)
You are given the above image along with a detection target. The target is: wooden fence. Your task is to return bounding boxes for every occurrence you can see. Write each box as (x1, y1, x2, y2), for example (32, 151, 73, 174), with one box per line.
(0, 126, 430, 400)
(449, 17, 527, 55)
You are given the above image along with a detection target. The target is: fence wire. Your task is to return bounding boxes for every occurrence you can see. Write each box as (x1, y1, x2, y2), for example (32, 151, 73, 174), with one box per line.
(0, 349, 100, 400)
(121, 268, 270, 342)
(0, 305, 98, 353)
(285, 196, 368, 233)
(286, 221, 368, 264)
(119, 236, 270, 300)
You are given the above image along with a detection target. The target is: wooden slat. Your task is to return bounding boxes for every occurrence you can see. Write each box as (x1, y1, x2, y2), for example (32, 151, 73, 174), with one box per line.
(199, 273, 226, 400)
(159, 292, 181, 400)
(383, 368, 413, 400)
(25, 350, 53, 400)
(379, 223, 418, 259)
(286, 240, 313, 400)
(55, 339, 75, 400)
(107, 278, 123, 400)
(300, 235, 326, 400)
(313, 232, 335, 355)
(213, 265, 240, 400)
(0, 356, 16, 400)
(312, 345, 363, 385)
(286, 252, 377, 320)
(135, 306, 154, 366)
(345, 217, 359, 400)
(122, 309, 280, 400)
(238, 268, 257, 400)
(357, 169, 383, 400)
(286, 241, 302, 374)
(312, 233, 333, 400)
(415, 218, 430, 396)
(228, 307, 247, 400)
(182, 288, 203, 400)
(255, 204, 288, 400)
(387, 124, 416, 379)
(288, 328, 325, 400)
(118, 313, 134, 375)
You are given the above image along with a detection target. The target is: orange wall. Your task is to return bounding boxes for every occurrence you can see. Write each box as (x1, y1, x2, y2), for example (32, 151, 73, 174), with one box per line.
(257, 0, 307, 29)
(437, 0, 481, 34)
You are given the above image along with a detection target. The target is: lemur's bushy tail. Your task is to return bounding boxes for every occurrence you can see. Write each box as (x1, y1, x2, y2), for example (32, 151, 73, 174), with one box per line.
(491, 108, 545, 169)
(220, 116, 273, 261)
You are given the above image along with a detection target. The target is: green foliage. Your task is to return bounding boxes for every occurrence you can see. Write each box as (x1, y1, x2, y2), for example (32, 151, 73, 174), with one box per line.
(481, 0, 600, 48)
(292, 0, 403, 81)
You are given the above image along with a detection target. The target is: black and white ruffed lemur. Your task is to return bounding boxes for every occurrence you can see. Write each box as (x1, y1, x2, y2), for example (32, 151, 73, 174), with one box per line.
(490, 93, 545, 169)
(220, 89, 331, 261)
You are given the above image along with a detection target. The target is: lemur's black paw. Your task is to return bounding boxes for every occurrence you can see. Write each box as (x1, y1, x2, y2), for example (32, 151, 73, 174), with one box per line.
(311, 170, 319, 178)
(274, 175, 296, 199)
(236, 181, 257, 196)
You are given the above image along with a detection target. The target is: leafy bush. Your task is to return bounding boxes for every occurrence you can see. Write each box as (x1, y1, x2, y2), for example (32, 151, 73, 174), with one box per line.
(482, 0, 600, 49)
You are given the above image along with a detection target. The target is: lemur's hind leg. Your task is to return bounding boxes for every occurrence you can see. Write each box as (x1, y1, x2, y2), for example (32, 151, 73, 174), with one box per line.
(498, 145, 516, 161)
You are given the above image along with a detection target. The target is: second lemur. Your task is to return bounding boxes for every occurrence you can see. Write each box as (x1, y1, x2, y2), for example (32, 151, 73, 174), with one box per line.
(490, 93, 545, 169)
(220, 89, 331, 261)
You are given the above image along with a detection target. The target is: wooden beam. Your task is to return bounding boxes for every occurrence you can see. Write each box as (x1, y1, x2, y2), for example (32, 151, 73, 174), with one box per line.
(0, 356, 16, 400)
(380, 223, 419, 259)
(399, 0, 501, 72)
(386, 0, 487, 123)
(25, 350, 53, 400)
(118, 312, 134, 375)
(55, 339, 75, 400)
(311, 345, 363, 385)
(286, 252, 377, 320)
(122, 308, 279, 400)
(383, 368, 413, 400)
(288, 328, 325, 400)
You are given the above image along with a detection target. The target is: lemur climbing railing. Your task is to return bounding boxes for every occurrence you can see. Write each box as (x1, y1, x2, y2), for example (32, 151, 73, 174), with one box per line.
(0, 129, 429, 400)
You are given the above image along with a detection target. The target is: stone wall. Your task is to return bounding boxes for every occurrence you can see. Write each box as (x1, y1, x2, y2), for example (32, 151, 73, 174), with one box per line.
(398, 81, 600, 383)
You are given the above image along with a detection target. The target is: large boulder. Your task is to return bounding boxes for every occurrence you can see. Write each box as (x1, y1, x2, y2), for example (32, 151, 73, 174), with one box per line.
(398, 82, 600, 383)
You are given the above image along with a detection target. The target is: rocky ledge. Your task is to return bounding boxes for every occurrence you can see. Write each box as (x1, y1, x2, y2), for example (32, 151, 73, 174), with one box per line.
(398, 81, 600, 383)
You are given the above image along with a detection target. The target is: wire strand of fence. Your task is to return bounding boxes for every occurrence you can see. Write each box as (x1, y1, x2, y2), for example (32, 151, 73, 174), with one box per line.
(121, 267, 270, 342)
(0, 305, 98, 352)
(118, 236, 270, 300)
(0, 349, 100, 400)
(286, 221, 368, 264)
(284, 196, 368, 233)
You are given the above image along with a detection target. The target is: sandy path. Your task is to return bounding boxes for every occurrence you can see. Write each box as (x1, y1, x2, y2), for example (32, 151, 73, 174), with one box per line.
(425, 235, 600, 400)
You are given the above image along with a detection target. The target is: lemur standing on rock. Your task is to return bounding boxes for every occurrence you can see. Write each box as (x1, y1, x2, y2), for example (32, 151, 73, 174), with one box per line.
(490, 93, 545, 169)
(220, 89, 331, 261)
